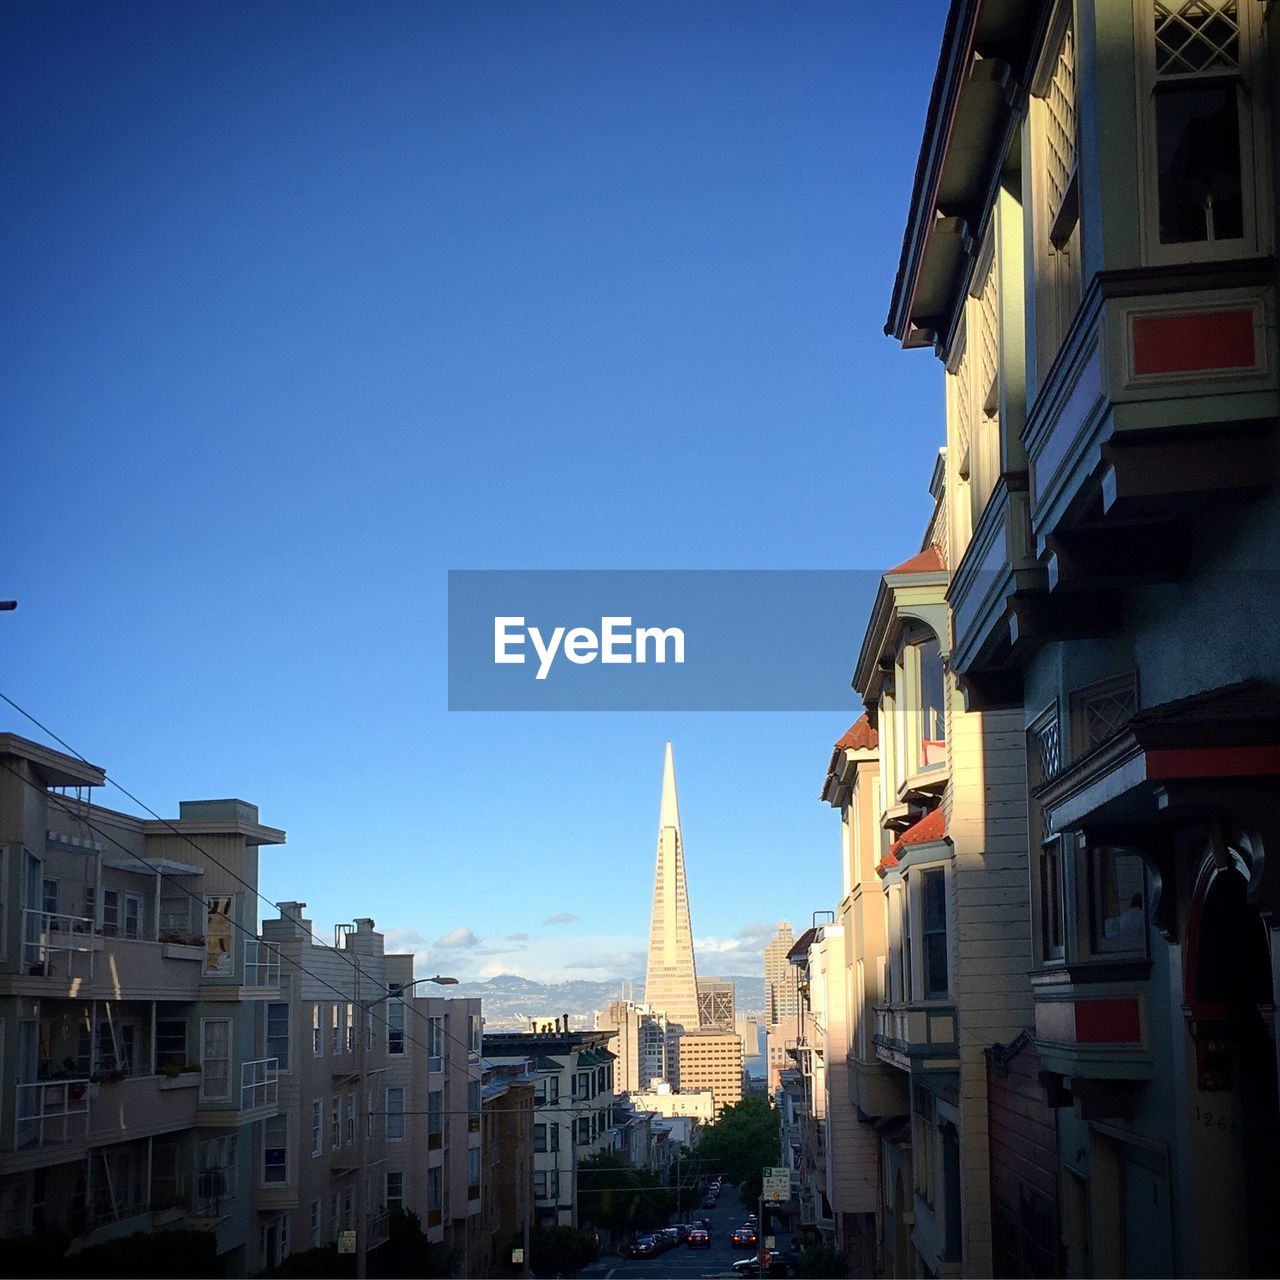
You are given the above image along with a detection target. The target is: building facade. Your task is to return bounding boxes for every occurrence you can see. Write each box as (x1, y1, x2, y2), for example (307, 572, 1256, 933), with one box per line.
(483, 1028, 616, 1229)
(763, 921, 797, 1028)
(674, 1030, 742, 1118)
(593, 1000, 668, 1094)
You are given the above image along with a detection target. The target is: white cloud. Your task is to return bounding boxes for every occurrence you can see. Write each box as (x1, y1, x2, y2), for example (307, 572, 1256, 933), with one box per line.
(543, 912, 579, 926)
(434, 927, 481, 950)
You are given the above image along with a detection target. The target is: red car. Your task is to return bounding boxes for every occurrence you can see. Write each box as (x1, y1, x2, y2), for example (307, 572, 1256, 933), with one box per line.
(688, 1228, 711, 1249)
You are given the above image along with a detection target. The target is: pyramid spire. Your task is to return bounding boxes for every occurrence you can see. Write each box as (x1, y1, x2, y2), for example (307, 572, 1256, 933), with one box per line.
(643, 741, 700, 1031)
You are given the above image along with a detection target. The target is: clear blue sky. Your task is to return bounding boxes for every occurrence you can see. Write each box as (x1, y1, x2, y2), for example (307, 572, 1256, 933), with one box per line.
(2, 2, 947, 983)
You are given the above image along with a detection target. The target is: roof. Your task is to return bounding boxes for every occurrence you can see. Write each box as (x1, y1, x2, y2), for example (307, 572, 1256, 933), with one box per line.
(886, 545, 947, 576)
(878, 806, 948, 875)
(834, 715, 878, 752)
(821, 715, 878, 803)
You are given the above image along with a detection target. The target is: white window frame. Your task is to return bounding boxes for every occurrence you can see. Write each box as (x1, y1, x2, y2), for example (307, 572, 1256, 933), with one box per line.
(265, 1001, 290, 1074)
(1133, 0, 1272, 264)
(123, 891, 144, 941)
(312, 1003, 322, 1057)
(386, 1086, 405, 1142)
(261, 1113, 289, 1187)
(199, 1018, 232, 1101)
(311, 1099, 322, 1157)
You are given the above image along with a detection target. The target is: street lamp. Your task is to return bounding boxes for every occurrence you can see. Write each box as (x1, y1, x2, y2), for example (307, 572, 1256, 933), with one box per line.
(356, 972, 459, 1280)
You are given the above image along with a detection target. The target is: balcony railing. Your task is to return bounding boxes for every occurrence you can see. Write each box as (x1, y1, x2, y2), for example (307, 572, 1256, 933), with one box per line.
(242, 939, 281, 987)
(192, 1165, 233, 1217)
(366, 1208, 391, 1250)
(241, 1057, 279, 1111)
(22, 908, 97, 972)
(14, 1078, 91, 1148)
(873, 1002, 959, 1069)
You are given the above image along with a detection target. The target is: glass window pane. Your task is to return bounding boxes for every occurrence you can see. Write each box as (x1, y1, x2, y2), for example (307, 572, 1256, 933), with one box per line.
(1156, 83, 1243, 243)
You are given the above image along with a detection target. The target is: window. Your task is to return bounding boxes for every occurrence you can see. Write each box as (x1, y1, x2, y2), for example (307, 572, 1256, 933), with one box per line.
(42, 878, 58, 916)
(1089, 847, 1147, 955)
(204, 896, 233, 975)
(331, 1098, 341, 1150)
(123, 892, 143, 941)
(549, 1122, 559, 1152)
(310, 1199, 321, 1247)
(428, 1167, 442, 1213)
(916, 637, 946, 769)
(96, 1019, 137, 1075)
(1143, 0, 1261, 252)
(533, 1079, 547, 1105)
(547, 1075, 559, 1104)
(329, 1192, 339, 1241)
(331, 1004, 341, 1056)
(386, 1087, 405, 1141)
(1028, 708, 1065, 962)
(262, 1114, 288, 1185)
(345, 1094, 356, 1144)
(1071, 673, 1138, 759)
(548, 1169, 560, 1201)
(920, 869, 949, 998)
(156, 1018, 187, 1070)
(468, 1014, 482, 1053)
(102, 889, 120, 935)
(468, 1078, 481, 1130)
(342, 1188, 352, 1230)
(467, 1146, 480, 1193)
(312, 1004, 322, 1057)
(576, 1116, 590, 1145)
(533, 1170, 547, 1199)
(534, 1123, 548, 1153)
(345, 1003, 355, 1054)
(386, 1171, 404, 1213)
(265, 1002, 290, 1072)
(366, 1008, 374, 1050)
(428, 1089, 443, 1145)
(200, 1019, 231, 1100)
(311, 1100, 322, 1157)
(427, 1016, 444, 1070)
(387, 998, 405, 1056)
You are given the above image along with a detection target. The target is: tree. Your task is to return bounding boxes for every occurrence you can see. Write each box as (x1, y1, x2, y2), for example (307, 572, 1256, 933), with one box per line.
(692, 1097, 780, 1206)
(797, 1242, 847, 1278)
(576, 1151, 673, 1237)
(529, 1224, 598, 1278)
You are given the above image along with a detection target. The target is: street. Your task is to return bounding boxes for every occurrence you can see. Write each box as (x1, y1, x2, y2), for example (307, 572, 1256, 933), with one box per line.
(581, 1185, 784, 1280)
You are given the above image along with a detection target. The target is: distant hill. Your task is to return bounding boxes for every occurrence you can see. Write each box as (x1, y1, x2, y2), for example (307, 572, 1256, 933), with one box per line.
(451, 972, 766, 1030)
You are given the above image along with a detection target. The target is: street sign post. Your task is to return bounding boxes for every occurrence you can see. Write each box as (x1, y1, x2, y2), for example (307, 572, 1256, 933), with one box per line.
(338, 1231, 356, 1255)
(511, 1248, 525, 1265)
(762, 1166, 790, 1203)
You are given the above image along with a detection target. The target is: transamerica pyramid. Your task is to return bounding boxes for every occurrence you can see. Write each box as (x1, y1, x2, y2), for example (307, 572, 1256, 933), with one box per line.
(643, 741, 700, 1030)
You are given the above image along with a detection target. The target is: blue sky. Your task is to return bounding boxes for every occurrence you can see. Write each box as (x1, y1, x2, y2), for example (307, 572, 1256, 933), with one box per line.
(2, 2, 947, 983)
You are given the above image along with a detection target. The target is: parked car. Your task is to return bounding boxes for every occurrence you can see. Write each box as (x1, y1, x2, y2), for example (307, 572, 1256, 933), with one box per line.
(622, 1236, 659, 1258)
(688, 1228, 711, 1249)
(731, 1256, 796, 1278)
(702, 1194, 718, 1208)
(732, 1226, 759, 1248)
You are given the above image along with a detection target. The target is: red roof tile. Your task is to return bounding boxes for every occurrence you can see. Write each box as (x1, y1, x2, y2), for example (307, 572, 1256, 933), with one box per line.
(886, 544, 946, 576)
(834, 714, 877, 752)
(886, 806, 947, 860)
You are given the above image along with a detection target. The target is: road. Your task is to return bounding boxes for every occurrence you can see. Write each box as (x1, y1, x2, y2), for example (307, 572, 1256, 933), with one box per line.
(581, 1184, 782, 1280)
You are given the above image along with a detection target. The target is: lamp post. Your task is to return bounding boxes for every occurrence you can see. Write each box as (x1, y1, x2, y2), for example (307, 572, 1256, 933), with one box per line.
(356, 971, 458, 1280)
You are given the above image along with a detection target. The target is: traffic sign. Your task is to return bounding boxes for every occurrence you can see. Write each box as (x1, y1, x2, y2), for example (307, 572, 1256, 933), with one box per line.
(337, 1231, 356, 1255)
(511, 1248, 525, 1265)
(762, 1166, 790, 1202)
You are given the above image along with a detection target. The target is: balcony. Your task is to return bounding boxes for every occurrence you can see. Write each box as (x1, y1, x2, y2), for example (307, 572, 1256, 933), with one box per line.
(90, 1071, 200, 1142)
(19, 909, 99, 982)
(1021, 261, 1277, 611)
(872, 1003, 959, 1073)
(12, 1078, 90, 1151)
(195, 1057, 279, 1126)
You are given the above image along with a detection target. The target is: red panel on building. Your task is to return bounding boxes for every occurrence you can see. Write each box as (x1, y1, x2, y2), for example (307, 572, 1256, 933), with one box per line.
(1073, 997, 1141, 1044)
(1131, 309, 1255, 376)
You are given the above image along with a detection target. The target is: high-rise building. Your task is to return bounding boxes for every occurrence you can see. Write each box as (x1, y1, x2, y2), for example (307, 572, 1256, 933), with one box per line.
(764, 921, 797, 1026)
(696, 976, 735, 1031)
(642, 742, 699, 1032)
(675, 1030, 743, 1118)
(594, 1000, 669, 1093)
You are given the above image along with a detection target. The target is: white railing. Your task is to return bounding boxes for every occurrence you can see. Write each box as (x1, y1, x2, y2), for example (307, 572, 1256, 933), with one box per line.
(242, 939, 281, 987)
(22, 908, 96, 970)
(14, 1079, 90, 1148)
(193, 1165, 233, 1216)
(241, 1057, 279, 1111)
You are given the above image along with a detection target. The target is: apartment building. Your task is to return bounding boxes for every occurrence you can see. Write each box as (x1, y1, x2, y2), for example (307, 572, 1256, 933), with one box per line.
(477, 1059, 535, 1278)
(674, 1030, 742, 1118)
(0, 734, 284, 1276)
(256, 907, 397, 1268)
(378, 953, 483, 1258)
(874, 1, 1280, 1274)
(483, 1027, 616, 1228)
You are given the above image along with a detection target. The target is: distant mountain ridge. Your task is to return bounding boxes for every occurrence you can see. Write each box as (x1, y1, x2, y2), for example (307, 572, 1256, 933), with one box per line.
(450, 972, 766, 1030)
